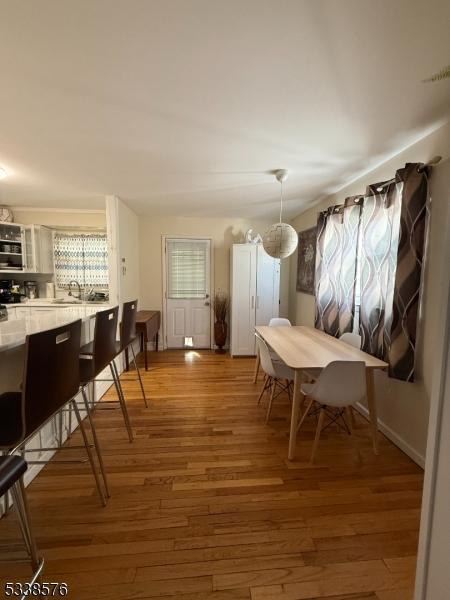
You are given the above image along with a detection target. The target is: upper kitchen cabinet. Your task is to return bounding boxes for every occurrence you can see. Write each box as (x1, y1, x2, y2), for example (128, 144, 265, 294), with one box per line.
(0, 223, 54, 273)
(0, 223, 25, 272)
(24, 225, 54, 273)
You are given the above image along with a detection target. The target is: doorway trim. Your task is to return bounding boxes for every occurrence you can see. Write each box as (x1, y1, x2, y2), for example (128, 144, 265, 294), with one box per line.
(161, 235, 214, 351)
(414, 195, 450, 599)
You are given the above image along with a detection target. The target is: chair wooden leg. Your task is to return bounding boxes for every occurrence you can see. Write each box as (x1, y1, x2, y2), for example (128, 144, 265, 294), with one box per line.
(345, 407, 354, 434)
(265, 379, 276, 423)
(349, 406, 357, 429)
(297, 397, 314, 432)
(311, 408, 325, 463)
(253, 354, 260, 384)
(257, 375, 270, 405)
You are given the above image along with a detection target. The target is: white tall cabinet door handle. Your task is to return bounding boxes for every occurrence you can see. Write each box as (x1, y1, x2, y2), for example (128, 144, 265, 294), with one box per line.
(256, 296, 260, 309)
(251, 295, 255, 309)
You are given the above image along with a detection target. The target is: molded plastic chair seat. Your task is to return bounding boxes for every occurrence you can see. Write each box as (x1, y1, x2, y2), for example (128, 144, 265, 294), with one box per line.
(0, 455, 27, 497)
(304, 332, 362, 382)
(297, 361, 366, 463)
(0, 392, 22, 447)
(255, 335, 294, 422)
(269, 318, 292, 327)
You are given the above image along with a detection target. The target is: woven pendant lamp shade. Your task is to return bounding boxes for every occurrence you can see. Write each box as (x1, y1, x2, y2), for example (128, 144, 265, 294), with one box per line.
(262, 169, 298, 259)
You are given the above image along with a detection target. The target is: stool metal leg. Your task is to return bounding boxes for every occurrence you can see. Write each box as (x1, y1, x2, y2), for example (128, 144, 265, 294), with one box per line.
(130, 344, 148, 408)
(110, 361, 134, 443)
(11, 478, 40, 571)
(71, 399, 107, 507)
(81, 387, 110, 498)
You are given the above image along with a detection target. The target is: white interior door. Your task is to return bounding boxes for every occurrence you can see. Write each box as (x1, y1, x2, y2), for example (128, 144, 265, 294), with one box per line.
(165, 238, 211, 348)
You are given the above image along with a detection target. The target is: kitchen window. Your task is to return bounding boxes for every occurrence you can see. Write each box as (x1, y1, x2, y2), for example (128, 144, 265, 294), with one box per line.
(53, 232, 109, 290)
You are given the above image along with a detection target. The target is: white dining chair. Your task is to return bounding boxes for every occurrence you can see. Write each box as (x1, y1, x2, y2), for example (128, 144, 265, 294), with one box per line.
(339, 332, 362, 348)
(255, 335, 295, 423)
(304, 331, 362, 382)
(253, 318, 292, 383)
(297, 361, 366, 462)
(269, 317, 292, 327)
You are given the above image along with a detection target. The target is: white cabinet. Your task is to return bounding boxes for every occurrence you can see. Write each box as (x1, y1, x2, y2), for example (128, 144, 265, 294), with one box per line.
(24, 225, 54, 273)
(230, 244, 280, 356)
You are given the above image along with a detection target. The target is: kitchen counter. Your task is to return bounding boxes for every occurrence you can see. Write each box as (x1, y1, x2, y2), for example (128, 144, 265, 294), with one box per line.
(0, 309, 96, 352)
(17, 299, 110, 307)
(0, 301, 116, 511)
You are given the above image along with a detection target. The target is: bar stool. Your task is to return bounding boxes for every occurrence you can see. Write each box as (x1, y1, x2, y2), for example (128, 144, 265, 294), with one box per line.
(0, 320, 107, 506)
(120, 300, 147, 407)
(0, 455, 44, 585)
(79, 305, 134, 443)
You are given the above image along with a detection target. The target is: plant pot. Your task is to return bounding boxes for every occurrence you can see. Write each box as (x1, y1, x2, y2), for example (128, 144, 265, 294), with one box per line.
(214, 321, 227, 353)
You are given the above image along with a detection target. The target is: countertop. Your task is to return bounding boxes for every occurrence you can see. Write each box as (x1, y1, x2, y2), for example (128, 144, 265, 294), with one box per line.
(11, 299, 110, 308)
(0, 309, 96, 352)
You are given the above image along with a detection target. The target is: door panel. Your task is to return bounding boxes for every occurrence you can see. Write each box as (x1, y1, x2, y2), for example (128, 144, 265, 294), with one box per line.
(256, 245, 280, 326)
(173, 307, 186, 336)
(231, 244, 257, 355)
(166, 238, 211, 348)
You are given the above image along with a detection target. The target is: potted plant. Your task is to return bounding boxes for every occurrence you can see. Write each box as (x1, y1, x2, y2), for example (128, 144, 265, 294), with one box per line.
(213, 291, 229, 353)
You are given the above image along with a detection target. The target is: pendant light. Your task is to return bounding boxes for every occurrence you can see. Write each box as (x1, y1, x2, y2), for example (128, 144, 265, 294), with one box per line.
(262, 169, 298, 259)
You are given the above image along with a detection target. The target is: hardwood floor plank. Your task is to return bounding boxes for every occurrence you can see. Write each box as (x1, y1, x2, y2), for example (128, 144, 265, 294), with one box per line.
(0, 350, 422, 599)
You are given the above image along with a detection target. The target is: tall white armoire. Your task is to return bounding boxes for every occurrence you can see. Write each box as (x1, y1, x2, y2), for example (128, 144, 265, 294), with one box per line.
(230, 244, 280, 356)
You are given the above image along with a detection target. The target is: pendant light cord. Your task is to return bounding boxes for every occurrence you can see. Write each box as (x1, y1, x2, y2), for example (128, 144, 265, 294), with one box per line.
(279, 180, 283, 223)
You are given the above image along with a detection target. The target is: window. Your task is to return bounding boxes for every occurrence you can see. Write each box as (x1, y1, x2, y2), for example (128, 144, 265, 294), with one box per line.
(166, 239, 208, 299)
(53, 232, 109, 289)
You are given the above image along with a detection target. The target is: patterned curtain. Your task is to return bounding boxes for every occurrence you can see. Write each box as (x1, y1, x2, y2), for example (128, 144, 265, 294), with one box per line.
(359, 163, 429, 381)
(314, 197, 362, 336)
(54, 233, 109, 288)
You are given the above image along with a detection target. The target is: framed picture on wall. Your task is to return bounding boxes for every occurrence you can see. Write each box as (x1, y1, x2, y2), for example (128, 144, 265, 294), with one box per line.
(296, 226, 316, 295)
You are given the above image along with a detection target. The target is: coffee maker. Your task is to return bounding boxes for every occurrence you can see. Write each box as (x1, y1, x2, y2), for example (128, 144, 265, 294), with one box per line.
(0, 279, 23, 304)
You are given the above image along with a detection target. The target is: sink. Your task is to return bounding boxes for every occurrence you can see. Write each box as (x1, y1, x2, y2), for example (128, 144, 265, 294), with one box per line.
(52, 299, 82, 305)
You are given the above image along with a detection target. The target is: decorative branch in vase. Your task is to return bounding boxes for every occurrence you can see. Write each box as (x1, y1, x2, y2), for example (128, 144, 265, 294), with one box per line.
(213, 291, 229, 354)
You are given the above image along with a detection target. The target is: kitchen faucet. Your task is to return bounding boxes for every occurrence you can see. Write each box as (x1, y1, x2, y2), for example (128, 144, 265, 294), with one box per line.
(68, 280, 82, 300)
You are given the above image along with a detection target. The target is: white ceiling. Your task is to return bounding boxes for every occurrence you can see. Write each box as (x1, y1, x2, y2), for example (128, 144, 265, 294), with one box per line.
(0, 0, 449, 219)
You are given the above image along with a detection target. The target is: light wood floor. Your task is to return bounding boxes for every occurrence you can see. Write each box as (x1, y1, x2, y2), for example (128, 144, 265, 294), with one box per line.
(0, 350, 423, 600)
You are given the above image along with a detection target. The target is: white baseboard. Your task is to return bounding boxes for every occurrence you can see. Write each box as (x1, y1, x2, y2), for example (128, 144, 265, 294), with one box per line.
(355, 402, 425, 468)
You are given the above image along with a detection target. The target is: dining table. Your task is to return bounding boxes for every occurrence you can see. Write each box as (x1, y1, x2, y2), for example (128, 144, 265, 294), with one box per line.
(255, 325, 388, 460)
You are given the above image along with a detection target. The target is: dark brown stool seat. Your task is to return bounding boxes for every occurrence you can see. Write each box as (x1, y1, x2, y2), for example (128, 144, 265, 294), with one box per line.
(80, 339, 122, 356)
(0, 392, 22, 447)
(0, 455, 27, 496)
(0, 455, 44, 583)
(0, 320, 107, 507)
(79, 306, 134, 442)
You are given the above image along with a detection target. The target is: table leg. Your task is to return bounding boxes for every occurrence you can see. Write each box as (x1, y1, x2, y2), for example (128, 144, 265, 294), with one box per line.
(140, 332, 144, 353)
(155, 331, 159, 352)
(144, 331, 148, 371)
(125, 347, 130, 372)
(366, 368, 379, 455)
(288, 370, 303, 460)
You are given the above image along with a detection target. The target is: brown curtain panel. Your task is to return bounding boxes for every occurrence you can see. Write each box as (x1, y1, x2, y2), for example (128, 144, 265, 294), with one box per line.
(314, 197, 362, 336)
(359, 163, 429, 381)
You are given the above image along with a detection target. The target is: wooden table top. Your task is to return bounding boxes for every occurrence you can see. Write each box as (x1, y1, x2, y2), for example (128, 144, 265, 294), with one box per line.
(136, 310, 160, 324)
(255, 325, 388, 371)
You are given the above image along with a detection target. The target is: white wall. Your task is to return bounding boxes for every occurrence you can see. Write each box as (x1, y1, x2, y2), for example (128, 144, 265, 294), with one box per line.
(288, 121, 450, 465)
(106, 196, 140, 307)
(138, 216, 290, 344)
(415, 169, 450, 600)
(11, 208, 106, 228)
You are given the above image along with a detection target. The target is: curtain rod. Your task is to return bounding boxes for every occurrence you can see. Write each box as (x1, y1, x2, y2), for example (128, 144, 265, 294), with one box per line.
(376, 156, 442, 191)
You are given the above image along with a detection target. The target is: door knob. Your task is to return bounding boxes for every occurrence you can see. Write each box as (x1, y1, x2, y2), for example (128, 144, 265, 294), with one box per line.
(204, 301, 210, 306)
